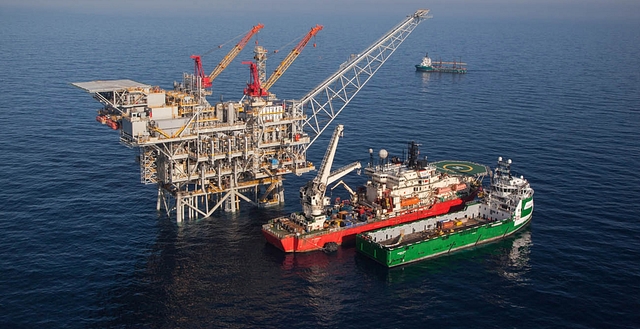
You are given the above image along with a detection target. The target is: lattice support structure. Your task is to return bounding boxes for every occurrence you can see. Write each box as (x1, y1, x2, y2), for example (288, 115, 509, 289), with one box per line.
(293, 9, 431, 156)
(140, 146, 158, 184)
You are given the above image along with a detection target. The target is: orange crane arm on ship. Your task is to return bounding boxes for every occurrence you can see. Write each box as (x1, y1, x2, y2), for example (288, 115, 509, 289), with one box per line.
(191, 23, 264, 88)
(261, 24, 323, 92)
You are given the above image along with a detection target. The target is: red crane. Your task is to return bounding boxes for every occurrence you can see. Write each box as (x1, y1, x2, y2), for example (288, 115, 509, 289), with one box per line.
(242, 61, 267, 97)
(244, 24, 323, 97)
(191, 23, 264, 88)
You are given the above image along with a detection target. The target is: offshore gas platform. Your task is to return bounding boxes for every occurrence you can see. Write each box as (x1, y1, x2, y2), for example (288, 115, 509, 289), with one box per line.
(73, 10, 431, 222)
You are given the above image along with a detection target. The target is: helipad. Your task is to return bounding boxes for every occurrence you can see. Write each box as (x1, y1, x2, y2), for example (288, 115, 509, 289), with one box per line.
(71, 79, 150, 93)
(431, 160, 488, 176)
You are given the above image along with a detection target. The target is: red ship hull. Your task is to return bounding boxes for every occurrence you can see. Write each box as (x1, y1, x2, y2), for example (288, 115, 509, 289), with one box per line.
(263, 197, 468, 253)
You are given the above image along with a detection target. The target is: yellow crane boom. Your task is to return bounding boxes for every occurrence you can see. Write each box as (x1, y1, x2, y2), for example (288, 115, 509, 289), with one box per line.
(208, 23, 264, 83)
(191, 23, 264, 88)
(262, 24, 323, 92)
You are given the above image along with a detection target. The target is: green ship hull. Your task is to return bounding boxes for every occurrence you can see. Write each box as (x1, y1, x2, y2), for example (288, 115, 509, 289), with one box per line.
(415, 64, 467, 74)
(356, 196, 533, 267)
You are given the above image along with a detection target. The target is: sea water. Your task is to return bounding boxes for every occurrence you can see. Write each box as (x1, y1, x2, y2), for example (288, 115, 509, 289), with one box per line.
(1, 8, 639, 328)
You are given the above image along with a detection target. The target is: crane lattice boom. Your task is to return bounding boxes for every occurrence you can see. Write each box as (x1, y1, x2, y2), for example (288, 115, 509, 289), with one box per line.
(292, 9, 430, 155)
(208, 23, 264, 83)
(262, 24, 323, 92)
(192, 23, 264, 88)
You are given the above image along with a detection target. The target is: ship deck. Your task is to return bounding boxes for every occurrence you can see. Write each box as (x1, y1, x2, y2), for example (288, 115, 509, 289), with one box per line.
(431, 160, 488, 176)
(379, 217, 486, 248)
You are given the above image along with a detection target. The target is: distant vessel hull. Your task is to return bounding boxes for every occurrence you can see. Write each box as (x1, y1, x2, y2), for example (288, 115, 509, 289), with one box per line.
(262, 196, 472, 253)
(415, 64, 467, 74)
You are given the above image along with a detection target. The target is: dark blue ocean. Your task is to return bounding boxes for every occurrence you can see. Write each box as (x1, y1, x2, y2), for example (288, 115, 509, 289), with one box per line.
(1, 7, 639, 328)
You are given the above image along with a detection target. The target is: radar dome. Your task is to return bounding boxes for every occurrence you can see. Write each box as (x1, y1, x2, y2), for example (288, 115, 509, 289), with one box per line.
(379, 149, 388, 159)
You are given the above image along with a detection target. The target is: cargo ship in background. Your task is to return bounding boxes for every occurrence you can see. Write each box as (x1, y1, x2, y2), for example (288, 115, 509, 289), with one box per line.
(356, 157, 534, 267)
(415, 53, 467, 74)
(261, 125, 488, 253)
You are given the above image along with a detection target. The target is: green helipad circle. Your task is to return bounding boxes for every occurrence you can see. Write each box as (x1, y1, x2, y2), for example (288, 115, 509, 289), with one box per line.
(442, 163, 474, 172)
(432, 160, 488, 176)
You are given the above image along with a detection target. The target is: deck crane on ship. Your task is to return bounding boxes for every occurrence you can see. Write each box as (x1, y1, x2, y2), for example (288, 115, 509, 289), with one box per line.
(299, 124, 361, 231)
(72, 9, 431, 222)
(330, 180, 357, 204)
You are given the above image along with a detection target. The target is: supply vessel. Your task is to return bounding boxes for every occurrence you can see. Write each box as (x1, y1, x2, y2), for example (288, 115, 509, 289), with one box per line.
(261, 125, 488, 252)
(415, 53, 467, 73)
(356, 157, 534, 267)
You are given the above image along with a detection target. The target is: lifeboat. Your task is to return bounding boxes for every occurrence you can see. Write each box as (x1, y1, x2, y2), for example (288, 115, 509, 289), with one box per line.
(400, 197, 420, 207)
(451, 183, 467, 191)
(105, 119, 119, 130)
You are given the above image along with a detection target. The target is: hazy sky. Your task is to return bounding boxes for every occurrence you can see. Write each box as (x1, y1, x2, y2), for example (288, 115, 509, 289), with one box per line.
(1, 0, 639, 20)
